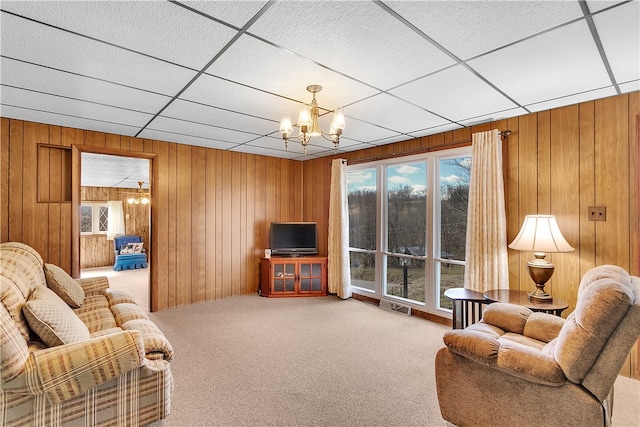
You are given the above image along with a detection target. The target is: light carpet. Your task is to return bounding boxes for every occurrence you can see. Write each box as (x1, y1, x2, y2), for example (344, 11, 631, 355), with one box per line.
(146, 294, 640, 427)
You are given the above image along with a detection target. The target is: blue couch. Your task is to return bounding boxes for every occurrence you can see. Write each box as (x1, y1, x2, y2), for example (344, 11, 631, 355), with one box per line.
(113, 235, 147, 271)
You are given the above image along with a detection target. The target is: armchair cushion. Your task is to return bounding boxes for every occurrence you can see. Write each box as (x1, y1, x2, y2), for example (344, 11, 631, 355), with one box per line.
(43, 263, 85, 308)
(482, 302, 532, 334)
(22, 286, 90, 347)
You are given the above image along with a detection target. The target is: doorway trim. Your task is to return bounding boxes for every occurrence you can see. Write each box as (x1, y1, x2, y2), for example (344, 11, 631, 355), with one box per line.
(72, 145, 157, 309)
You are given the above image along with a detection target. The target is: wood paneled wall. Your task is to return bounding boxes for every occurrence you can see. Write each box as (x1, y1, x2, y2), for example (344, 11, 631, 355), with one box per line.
(1, 92, 638, 378)
(80, 186, 150, 268)
(1, 119, 303, 311)
(302, 92, 640, 378)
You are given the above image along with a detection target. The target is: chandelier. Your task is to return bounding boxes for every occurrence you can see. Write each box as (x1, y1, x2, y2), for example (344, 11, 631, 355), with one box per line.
(279, 85, 346, 155)
(126, 181, 149, 205)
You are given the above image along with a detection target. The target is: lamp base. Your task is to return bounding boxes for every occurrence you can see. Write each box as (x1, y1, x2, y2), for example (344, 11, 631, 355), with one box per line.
(528, 290, 553, 301)
(526, 258, 554, 302)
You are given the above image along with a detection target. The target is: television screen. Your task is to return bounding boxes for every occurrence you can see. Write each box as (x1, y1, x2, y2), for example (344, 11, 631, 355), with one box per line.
(270, 222, 318, 256)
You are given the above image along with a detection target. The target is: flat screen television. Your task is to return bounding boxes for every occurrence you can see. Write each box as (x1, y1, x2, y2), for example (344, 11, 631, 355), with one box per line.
(270, 222, 318, 256)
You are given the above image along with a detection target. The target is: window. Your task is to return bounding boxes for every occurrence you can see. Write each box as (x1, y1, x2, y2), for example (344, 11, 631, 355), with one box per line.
(81, 203, 109, 234)
(347, 147, 472, 316)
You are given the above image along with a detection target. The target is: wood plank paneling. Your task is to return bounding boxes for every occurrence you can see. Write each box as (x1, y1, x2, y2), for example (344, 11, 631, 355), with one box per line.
(1, 118, 10, 242)
(595, 96, 629, 269)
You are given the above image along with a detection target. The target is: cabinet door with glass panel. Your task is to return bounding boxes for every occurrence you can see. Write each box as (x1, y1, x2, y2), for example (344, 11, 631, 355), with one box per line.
(298, 260, 325, 293)
(271, 260, 297, 294)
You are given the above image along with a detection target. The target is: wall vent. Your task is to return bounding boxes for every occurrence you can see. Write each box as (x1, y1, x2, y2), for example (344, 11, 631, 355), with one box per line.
(379, 299, 411, 315)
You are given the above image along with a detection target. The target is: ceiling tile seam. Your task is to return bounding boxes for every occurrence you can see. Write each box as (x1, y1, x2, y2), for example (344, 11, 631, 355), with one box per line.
(0, 56, 175, 99)
(0, 10, 199, 73)
(1, 84, 158, 117)
(133, 0, 277, 138)
(579, 1, 621, 95)
(373, 1, 529, 116)
(1, 103, 141, 131)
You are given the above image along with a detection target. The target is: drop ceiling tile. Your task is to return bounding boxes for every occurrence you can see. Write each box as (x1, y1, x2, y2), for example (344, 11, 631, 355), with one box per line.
(585, 1, 629, 13)
(137, 129, 237, 151)
(592, 1, 640, 83)
(456, 107, 529, 128)
(1, 57, 171, 114)
(161, 99, 278, 137)
(1, 1, 237, 71)
(82, 153, 149, 189)
(1, 86, 152, 127)
(245, 137, 329, 157)
(390, 65, 518, 122)
(385, 1, 583, 61)
(346, 93, 450, 135)
(524, 87, 618, 112)
(147, 115, 259, 144)
(0, 105, 141, 137)
(1, 12, 196, 96)
(338, 117, 403, 144)
(407, 122, 464, 139)
(229, 143, 301, 160)
(619, 81, 640, 94)
(248, 1, 456, 89)
(181, 74, 301, 123)
(468, 20, 612, 106)
(179, 1, 271, 29)
(206, 35, 378, 107)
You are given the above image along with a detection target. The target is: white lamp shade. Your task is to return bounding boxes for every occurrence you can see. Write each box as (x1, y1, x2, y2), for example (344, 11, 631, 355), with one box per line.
(279, 113, 293, 135)
(330, 108, 346, 131)
(508, 214, 574, 253)
(297, 105, 312, 128)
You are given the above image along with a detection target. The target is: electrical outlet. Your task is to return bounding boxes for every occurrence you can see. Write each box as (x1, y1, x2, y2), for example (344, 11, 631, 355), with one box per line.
(588, 206, 606, 221)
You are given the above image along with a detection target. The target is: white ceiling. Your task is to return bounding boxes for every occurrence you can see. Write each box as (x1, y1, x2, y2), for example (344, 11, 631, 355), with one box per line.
(1, 0, 638, 172)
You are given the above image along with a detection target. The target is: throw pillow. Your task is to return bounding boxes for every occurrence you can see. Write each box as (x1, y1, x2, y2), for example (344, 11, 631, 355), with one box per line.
(120, 244, 135, 254)
(43, 263, 85, 308)
(23, 286, 90, 347)
(132, 242, 144, 253)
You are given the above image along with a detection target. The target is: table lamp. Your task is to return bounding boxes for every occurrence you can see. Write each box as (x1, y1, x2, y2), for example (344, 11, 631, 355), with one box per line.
(508, 214, 574, 301)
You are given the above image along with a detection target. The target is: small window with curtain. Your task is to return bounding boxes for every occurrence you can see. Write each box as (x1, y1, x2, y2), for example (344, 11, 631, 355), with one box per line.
(81, 202, 109, 235)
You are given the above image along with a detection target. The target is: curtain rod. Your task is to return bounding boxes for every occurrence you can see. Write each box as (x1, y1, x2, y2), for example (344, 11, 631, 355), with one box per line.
(338, 130, 511, 166)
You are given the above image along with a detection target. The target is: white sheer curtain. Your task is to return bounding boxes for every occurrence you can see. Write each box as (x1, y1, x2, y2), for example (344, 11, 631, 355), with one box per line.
(328, 158, 352, 299)
(463, 130, 509, 292)
(106, 200, 125, 241)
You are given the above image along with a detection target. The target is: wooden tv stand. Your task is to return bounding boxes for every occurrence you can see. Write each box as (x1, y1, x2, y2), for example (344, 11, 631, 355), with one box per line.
(260, 256, 327, 297)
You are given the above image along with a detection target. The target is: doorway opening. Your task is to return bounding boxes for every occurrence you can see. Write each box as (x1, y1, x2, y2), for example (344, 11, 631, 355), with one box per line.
(72, 147, 155, 312)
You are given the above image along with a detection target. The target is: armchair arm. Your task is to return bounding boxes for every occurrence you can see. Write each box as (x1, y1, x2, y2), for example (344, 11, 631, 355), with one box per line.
(2, 329, 145, 404)
(75, 276, 110, 296)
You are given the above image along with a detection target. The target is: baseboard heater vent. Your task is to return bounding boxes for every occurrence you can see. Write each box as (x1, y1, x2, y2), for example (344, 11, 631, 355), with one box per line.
(379, 299, 411, 315)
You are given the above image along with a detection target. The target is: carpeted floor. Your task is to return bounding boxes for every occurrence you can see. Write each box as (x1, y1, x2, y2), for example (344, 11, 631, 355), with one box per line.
(145, 294, 640, 427)
(81, 265, 150, 312)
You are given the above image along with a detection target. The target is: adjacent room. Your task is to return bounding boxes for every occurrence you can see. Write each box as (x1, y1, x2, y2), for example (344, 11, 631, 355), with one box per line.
(1, 1, 638, 426)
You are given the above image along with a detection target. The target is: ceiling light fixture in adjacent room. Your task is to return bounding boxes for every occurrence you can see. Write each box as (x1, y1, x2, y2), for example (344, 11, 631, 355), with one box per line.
(126, 181, 149, 205)
(279, 85, 346, 155)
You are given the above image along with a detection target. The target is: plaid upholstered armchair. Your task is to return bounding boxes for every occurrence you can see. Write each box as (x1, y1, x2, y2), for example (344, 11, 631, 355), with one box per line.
(0, 242, 173, 426)
(435, 265, 640, 427)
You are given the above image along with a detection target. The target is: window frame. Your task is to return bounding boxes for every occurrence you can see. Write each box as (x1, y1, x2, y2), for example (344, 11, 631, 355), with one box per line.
(347, 146, 472, 317)
(80, 202, 109, 235)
